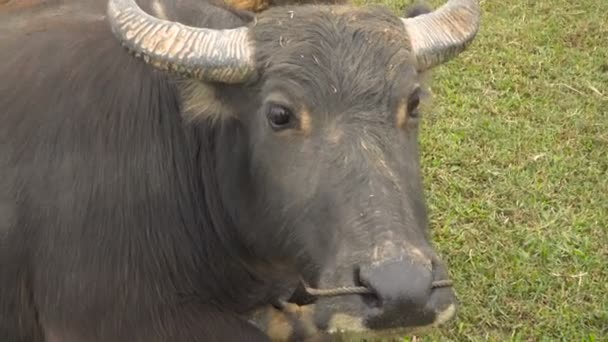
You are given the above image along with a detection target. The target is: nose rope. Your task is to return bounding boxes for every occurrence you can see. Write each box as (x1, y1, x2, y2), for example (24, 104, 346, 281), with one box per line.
(271, 279, 454, 311)
(301, 279, 453, 298)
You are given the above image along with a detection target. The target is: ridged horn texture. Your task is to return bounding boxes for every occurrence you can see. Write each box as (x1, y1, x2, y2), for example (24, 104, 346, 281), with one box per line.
(402, 0, 481, 70)
(106, 0, 256, 83)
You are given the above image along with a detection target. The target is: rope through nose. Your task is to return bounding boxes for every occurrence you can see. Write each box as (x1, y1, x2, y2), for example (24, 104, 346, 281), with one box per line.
(303, 279, 453, 298)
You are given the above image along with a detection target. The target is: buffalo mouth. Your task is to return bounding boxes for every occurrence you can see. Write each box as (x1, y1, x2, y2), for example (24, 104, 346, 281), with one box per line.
(248, 274, 456, 340)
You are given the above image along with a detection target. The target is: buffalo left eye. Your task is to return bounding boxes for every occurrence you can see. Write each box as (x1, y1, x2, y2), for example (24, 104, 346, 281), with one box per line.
(267, 104, 293, 130)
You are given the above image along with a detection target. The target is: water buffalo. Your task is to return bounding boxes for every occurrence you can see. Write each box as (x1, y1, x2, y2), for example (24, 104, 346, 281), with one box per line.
(0, 0, 481, 340)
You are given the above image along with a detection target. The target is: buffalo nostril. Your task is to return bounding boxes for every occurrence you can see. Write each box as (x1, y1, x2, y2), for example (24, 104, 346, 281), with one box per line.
(358, 258, 436, 328)
(359, 259, 432, 307)
(352, 265, 380, 308)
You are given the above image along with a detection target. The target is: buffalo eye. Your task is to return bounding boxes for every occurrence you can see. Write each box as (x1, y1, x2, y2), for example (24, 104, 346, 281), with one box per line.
(267, 104, 294, 130)
(407, 88, 421, 118)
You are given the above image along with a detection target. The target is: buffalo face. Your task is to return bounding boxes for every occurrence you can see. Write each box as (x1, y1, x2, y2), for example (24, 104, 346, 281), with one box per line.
(242, 7, 460, 338)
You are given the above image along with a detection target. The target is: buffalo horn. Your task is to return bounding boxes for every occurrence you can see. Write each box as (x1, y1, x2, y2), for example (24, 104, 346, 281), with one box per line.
(106, 0, 256, 83)
(402, 0, 481, 70)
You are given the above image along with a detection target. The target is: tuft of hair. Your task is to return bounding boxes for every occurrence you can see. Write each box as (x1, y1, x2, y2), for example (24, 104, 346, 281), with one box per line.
(403, 1, 432, 18)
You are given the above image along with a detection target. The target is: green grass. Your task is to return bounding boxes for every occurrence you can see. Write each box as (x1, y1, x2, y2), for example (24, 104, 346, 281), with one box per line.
(354, 0, 608, 340)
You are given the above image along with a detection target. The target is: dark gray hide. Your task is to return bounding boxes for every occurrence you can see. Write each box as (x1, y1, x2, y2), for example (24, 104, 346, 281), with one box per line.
(0, 0, 479, 340)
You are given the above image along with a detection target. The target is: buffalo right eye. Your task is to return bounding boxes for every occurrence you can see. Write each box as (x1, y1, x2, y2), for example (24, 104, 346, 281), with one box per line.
(267, 104, 294, 130)
(407, 88, 421, 118)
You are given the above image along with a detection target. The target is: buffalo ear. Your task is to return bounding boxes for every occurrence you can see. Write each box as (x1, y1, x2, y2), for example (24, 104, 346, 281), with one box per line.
(179, 81, 240, 124)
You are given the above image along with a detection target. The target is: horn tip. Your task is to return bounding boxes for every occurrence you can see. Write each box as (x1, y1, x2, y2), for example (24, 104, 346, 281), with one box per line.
(402, 0, 482, 70)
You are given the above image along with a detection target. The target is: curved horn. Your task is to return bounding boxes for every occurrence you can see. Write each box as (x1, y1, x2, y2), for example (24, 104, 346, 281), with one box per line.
(402, 0, 481, 70)
(106, 0, 256, 83)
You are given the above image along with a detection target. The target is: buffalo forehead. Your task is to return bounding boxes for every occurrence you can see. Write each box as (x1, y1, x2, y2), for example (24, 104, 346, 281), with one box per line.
(253, 5, 410, 48)
(252, 5, 419, 120)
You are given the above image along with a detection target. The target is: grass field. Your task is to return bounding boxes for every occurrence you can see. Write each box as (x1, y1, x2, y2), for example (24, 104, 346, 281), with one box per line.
(4, 0, 604, 340)
(351, 0, 608, 340)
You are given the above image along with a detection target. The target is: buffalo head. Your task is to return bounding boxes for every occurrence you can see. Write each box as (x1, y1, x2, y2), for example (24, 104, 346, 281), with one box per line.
(106, 0, 480, 339)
